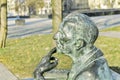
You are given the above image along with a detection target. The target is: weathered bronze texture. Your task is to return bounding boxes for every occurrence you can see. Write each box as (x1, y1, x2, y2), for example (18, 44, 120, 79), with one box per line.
(34, 12, 116, 80)
(54, 12, 114, 80)
(33, 47, 58, 80)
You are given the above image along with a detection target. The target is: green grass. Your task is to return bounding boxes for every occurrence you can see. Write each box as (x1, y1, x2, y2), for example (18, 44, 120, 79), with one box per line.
(101, 26, 120, 32)
(0, 34, 72, 78)
(95, 36, 120, 67)
(0, 34, 120, 78)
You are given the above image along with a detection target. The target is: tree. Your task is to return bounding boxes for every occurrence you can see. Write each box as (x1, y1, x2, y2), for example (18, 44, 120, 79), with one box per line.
(0, 0, 7, 48)
(52, 0, 62, 33)
(35, 0, 45, 15)
(25, 0, 35, 15)
(26, 0, 35, 7)
(15, 0, 26, 16)
(15, 0, 19, 16)
(26, 0, 45, 15)
(0, 0, 1, 26)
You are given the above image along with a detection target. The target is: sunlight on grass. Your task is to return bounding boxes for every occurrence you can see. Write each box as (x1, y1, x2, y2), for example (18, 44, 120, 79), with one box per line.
(95, 36, 120, 67)
(0, 34, 120, 78)
(101, 26, 120, 32)
(0, 34, 54, 78)
(0, 34, 72, 78)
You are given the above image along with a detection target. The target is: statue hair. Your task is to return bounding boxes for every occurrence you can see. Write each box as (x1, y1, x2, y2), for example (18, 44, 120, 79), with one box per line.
(62, 12, 99, 44)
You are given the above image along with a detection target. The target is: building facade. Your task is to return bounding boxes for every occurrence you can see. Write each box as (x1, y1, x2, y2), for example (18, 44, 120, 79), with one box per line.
(64, 0, 120, 10)
(39, 0, 52, 15)
(7, 0, 16, 16)
(7, 0, 52, 17)
(72, 0, 89, 9)
(7, 0, 120, 17)
(7, 0, 29, 17)
(86, 0, 120, 9)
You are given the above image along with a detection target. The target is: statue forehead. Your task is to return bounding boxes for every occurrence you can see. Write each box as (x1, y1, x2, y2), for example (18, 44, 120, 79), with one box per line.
(59, 14, 86, 36)
(58, 23, 74, 39)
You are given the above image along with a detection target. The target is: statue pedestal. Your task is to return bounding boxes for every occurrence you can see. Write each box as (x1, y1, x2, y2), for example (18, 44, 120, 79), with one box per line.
(22, 69, 120, 80)
(22, 69, 69, 80)
(22, 70, 120, 80)
(22, 77, 65, 80)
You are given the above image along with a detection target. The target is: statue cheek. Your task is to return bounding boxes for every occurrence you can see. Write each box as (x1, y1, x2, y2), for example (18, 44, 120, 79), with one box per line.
(65, 44, 73, 51)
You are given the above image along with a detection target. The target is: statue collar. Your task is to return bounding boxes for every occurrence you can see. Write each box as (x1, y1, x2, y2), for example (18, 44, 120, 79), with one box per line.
(71, 47, 104, 79)
(74, 46, 103, 64)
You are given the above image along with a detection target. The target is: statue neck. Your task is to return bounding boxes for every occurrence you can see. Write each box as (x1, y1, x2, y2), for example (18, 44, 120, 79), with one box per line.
(68, 47, 104, 80)
(70, 46, 96, 62)
(74, 46, 97, 63)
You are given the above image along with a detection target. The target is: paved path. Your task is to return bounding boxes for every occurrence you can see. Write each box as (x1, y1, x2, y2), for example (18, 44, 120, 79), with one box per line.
(8, 18, 52, 39)
(91, 14, 120, 29)
(100, 31, 120, 38)
(21, 70, 120, 80)
(91, 14, 120, 38)
(0, 63, 18, 80)
(7, 14, 120, 39)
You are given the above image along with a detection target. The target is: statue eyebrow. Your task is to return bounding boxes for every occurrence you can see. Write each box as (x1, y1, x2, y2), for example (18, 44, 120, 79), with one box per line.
(59, 29, 71, 40)
(58, 30, 66, 37)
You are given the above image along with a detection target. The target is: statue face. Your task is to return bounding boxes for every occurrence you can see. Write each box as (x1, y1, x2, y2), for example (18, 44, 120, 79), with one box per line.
(54, 13, 98, 57)
(54, 22, 78, 56)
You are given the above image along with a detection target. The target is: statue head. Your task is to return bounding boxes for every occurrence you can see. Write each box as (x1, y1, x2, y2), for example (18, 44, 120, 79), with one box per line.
(54, 12, 99, 59)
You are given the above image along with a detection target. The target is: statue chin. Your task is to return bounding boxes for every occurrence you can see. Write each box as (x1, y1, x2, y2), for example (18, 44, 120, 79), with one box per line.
(56, 47, 64, 53)
(56, 47, 72, 57)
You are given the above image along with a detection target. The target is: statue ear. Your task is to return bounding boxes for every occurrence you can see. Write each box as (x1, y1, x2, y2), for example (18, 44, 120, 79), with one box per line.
(75, 39, 86, 50)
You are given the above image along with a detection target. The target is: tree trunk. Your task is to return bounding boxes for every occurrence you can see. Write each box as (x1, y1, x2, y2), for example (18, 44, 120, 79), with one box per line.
(0, 0, 1, 29)
(52, 0, 62, 33)
(0, 0, 7, 48)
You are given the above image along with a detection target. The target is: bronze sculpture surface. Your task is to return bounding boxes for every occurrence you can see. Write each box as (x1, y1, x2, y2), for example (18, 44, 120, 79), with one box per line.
(34, 12, 119, 80)
(34, 47, 57, 80)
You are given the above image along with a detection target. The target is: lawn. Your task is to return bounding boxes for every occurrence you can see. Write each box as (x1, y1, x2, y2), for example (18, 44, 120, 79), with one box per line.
(101, 26, 120, 32)
(0, 28, 120, 78)
(0, 34, 72, 78)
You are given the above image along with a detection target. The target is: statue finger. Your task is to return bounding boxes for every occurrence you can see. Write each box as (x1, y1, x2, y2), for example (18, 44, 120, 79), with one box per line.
(41, 47, 56, 62)
(50, 58, 58, 65)
(47, 47, 57, 56)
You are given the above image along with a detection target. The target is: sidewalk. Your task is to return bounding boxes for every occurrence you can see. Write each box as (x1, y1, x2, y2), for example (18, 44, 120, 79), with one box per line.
(99, 31, 120, 38)
(0, 63, 18, 80)
(7, 14, 120, 39)
(91, 14, 120, 29)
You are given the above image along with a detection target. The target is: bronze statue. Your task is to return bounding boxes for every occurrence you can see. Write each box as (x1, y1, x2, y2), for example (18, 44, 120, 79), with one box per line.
(34, 12, 118, 80)
(33, 47, 58, 80)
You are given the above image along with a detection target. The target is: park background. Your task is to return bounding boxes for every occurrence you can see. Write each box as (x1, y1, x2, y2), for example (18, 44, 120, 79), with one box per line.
(0, 0, 120, 79)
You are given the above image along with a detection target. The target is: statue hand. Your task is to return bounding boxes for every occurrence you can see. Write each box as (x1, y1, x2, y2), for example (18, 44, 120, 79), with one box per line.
(34, 47, 58, 79)
(39, 55, 58, 73)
